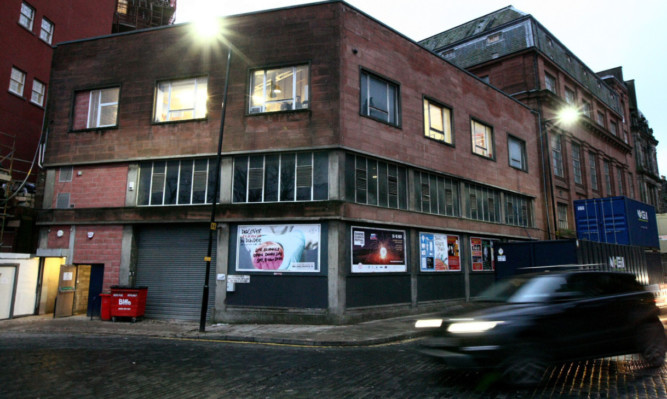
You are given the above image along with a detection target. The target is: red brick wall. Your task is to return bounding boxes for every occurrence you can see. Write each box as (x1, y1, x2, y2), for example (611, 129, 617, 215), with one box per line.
(52, 164, 128, 208)
(72, 225, 123, 291)
(46, 225, 72, 249)
(72, 91, 90, 130)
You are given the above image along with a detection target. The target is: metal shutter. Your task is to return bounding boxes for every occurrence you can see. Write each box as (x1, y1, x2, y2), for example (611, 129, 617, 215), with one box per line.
(135, 224, 217, 321)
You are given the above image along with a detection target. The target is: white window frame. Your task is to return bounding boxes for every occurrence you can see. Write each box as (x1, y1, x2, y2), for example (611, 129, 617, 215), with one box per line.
(154, 77, 208, 123)
(360, 70, 400, 126)
(508, 135, 526, 171)
(39, 17, 54, 44)
(19, 2, 35, 30)
(9, 67, 26, 96)
(471, 119, 494, 159)
(423, 98, 452, 144)
(87, 88, 119, 128)
(249, 65, 309, 114)
(30, 79, 45, 106)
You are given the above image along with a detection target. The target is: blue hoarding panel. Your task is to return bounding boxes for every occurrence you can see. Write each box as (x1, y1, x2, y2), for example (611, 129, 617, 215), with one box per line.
(574, 197, 659, 248)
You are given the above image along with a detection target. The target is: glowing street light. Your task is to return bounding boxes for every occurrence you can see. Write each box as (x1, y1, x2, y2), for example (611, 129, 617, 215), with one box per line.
(557, 106, 579, 125)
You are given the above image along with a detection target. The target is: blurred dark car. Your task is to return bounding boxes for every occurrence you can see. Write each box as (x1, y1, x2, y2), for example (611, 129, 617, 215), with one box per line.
(415, 271, 666, 386)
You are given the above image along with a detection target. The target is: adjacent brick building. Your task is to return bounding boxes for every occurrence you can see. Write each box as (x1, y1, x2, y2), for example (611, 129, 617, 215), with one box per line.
(38, 1, 544, 323)
(421, 6, 659, 239)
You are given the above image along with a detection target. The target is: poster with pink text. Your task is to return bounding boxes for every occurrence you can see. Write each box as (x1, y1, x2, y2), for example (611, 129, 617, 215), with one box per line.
(236, 224, 320, 272)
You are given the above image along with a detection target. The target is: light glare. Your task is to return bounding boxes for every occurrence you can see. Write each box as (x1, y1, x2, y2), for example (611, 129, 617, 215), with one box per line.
(447, 321, 501, 333)
(558, 106, 579, 125)
(415, 319, 443, 328)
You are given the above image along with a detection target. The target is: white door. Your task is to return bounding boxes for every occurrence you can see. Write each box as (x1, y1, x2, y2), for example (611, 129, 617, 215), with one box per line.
(0, 266, 16, 319)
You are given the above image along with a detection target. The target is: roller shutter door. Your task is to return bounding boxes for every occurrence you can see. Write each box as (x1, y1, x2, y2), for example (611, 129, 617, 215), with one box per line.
(135, 224, 216, 320)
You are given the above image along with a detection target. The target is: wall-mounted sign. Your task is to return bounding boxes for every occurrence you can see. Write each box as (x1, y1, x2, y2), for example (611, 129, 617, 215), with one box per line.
(352, 227, 406, 273)
(236, 224, 321, 273)
(471, 237, 495, 271)
(419, 233, 460, 272)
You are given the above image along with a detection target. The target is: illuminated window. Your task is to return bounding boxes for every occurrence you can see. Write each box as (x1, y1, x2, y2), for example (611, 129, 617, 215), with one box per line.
(249, 65, 309, 114)
(360, 70, 399, 126)
(423, 98, 452, 144)
(73, 87, 120, 130)
(40, 18, 54, 44)
(471, 119, 494, 159)
(31, 79, 45, 106)
(117, 0, 128, 14)
(154, 77, 208, 122)
(9, 67, 26, 96)
(19, 2, 34, 30)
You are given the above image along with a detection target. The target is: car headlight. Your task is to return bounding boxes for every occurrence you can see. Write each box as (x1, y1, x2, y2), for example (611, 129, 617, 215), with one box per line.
(447, 320, 503, 333)
(415, 319, 443, 328)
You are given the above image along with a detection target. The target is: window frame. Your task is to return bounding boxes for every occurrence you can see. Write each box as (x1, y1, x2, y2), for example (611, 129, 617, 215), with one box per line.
(470, 118, 495, 160)
(153, 76, 208, 124)
(19, 2, 35, 31)
(423, 96, 453, 145)
(359, 68, 401, 127)
(588, 152, 599, 191)
(248, 63, 310, 115)
(571, 142, 583, 185)
(507, 134, 527, 172)
(137, 158, 217, 206)
(551, 134, 564, 178)
(30, 79, 45, 106)
(557, 203, 569, 230)
(564, 87, 575, 105)
(71, 86, 121, 131)
(545, 73, 557, 94)
(9, 67, 26, 97)
(39, 17, 54, 44)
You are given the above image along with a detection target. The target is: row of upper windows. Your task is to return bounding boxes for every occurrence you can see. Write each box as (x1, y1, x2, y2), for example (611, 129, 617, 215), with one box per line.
(8, 67, 46, 107)
(74, 65, 529, 173)
(544, 72, 627, 143)
(551, 134, 634, 199)
(19, 2, 54, 44)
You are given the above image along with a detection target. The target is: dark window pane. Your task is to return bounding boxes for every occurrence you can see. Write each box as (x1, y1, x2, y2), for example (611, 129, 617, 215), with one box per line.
(248, 155, 264, 203)
(437, 177, 446, 215)
(150, 161, 165, 205)
(296, 153, 312, 201)
(192, 159, 207, 204)
(415, 173, 423, 211)
(264, 154, 279, 202)
(233, 156, 247, 203)
(165, 160, 179, 205)
(377, 162, 387, 207)
(388, 164, 398, 208)
(367, 160, 377, 205)
(355, 157, 367, 204)
(280, 153, 295, 201)
(429, 174, 438, 214)
(207, 158, 218, 204)
(398, 166, 407, 210)
(138, 162, 151, 206)
(180, 161, 194, 204)
(313, 152, 328, 200)
(345, 153, 355, 201)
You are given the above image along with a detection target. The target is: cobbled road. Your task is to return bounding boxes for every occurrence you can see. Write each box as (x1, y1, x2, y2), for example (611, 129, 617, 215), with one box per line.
(0, 332, 666, 398)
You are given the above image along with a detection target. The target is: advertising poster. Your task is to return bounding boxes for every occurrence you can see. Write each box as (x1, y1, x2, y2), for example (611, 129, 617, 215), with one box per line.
(352, 227, 406, 273)
(419, 233, 460, 272)
(471, 237, 495, 271)
(236, 224, 320, 272)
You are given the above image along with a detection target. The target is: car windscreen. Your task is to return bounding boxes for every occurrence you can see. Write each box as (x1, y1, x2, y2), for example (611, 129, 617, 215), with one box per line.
(474, 275, 568, 303)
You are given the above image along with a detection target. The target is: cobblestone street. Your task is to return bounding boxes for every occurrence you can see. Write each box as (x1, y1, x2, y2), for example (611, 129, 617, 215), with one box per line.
(1, 332, 665, 398)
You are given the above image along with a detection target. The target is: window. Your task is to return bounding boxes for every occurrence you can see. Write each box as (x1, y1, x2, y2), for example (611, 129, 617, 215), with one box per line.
(30, 79, 45, 106)
(464, 183, 500, 223)
(505, 192, 533, 227)
(571, 142, 582, 185)
(249, 65, 309, 114)
(628, 173, 635, 199)
(471, 119, 494, 158)
(557, 203, 568, 230)
(59, 166, 73, 182)
(423, 98, 452, 144)
(551, 134, 564, 177)
(609, 121, 617, 136)
(40, 18, 54, 44)
(545, 73, 557, 93)
(345, 154, 407, 210)
(596, 111, 605, 126)
(360, 70, 399, 126)
(233, 152, 328, 203)
(487, 33, 501, 44)
(9, 67, 26, 96)
(589, 152, 599, 191)
(138, 159, 217, 206)
(416, 172, 460, 217)
(56, 193, 70, 209)
(19, 2, 34, 30)
(616, 167, 624, 195)
(117, 0, 128, 14)
(508, 136, 526, 171)
(564, 87, 575, 104)
(154, 77, 207, 122)
(582, 101, 591, 118)
(73, 87, 120, 130)
(603, 160, 612, 195)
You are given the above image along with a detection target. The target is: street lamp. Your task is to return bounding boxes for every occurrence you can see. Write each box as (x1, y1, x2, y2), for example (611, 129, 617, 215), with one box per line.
(193, 16, 232, 332)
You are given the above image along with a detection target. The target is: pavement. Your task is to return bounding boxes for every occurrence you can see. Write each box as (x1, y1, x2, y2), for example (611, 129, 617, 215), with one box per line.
(0, 311, 445, 346)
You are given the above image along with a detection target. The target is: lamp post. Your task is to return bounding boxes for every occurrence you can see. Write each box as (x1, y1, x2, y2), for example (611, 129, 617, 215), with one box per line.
(199, 42, 232, 333)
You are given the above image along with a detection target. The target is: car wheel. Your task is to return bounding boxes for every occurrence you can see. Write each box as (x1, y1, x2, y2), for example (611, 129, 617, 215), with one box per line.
(637, 322, 666, 368)
(501, 346, 548, 387)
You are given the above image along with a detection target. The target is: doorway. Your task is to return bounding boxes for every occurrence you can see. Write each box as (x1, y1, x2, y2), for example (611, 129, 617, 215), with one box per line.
(51, 263, 104, 318)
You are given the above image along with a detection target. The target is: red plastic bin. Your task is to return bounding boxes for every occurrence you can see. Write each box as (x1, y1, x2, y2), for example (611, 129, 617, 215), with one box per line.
(109, 286, 148, 322)
(99, 293, 111, 321)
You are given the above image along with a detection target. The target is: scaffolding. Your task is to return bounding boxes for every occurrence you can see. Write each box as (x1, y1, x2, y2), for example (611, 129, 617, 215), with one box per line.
(0, 132, 34, 252)
(113, 0, 177, 33)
